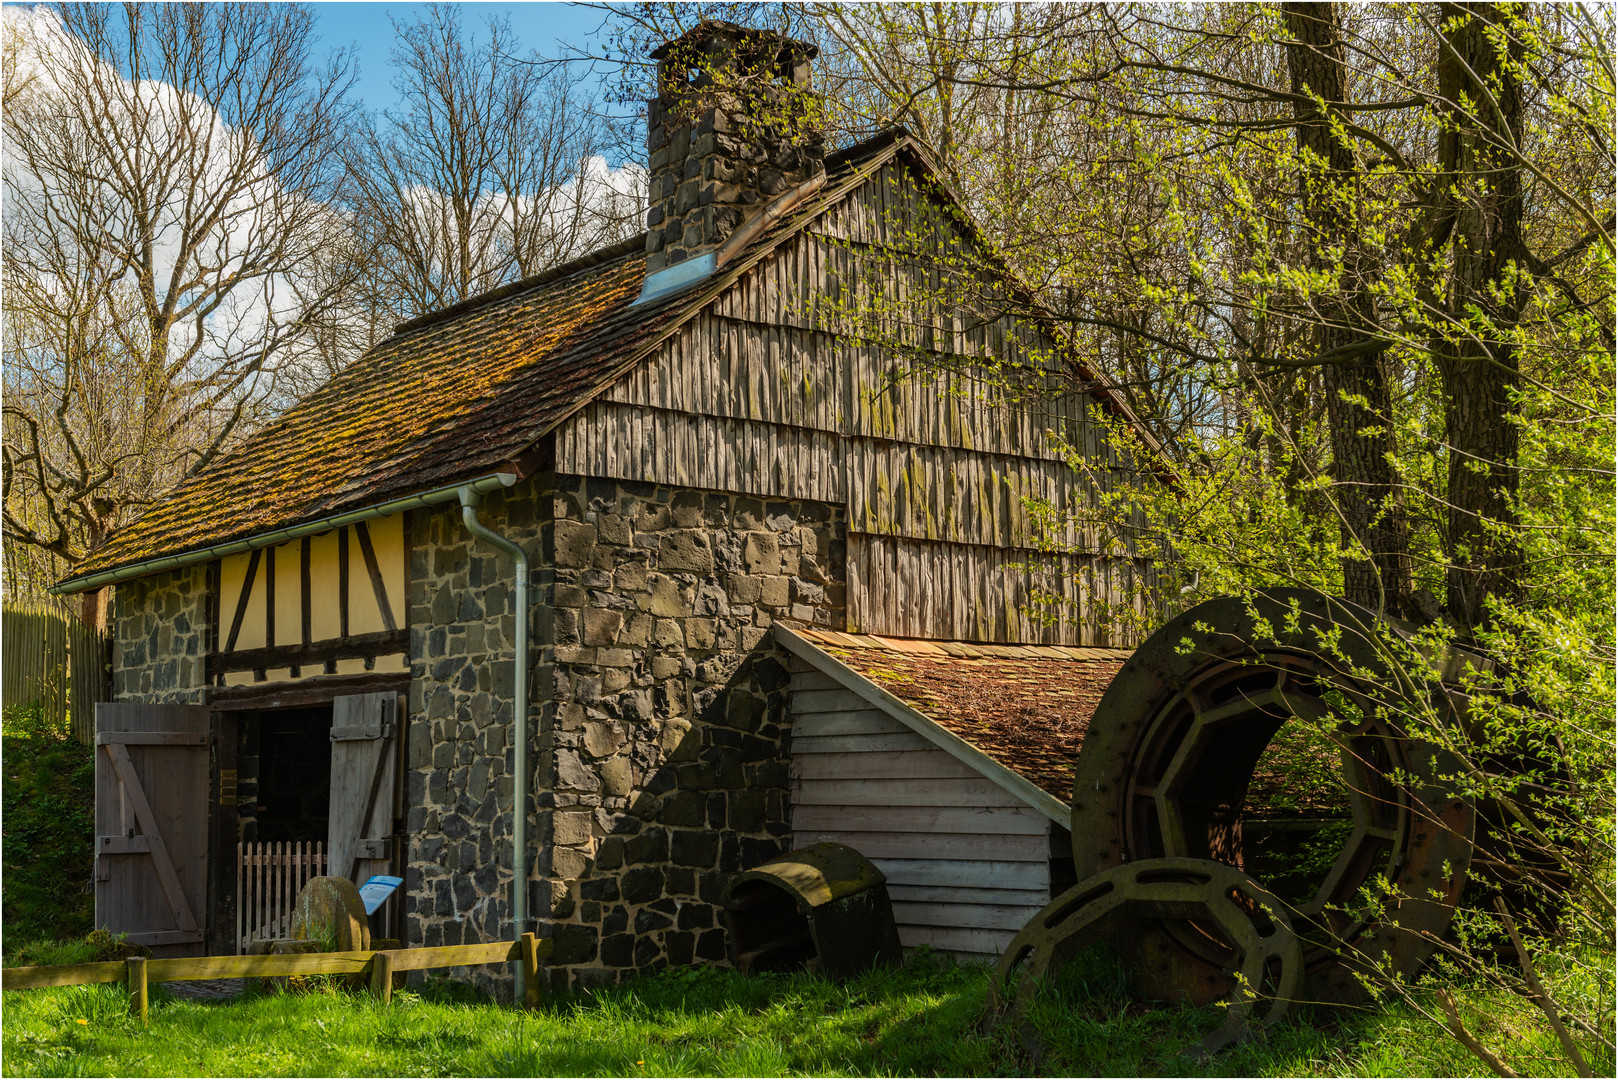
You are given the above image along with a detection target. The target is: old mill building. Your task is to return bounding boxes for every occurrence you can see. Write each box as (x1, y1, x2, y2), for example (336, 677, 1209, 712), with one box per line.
(55, 22, 1161, 992)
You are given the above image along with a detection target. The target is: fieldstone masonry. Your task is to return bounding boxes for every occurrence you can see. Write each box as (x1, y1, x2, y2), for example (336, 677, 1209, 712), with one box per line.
(533, 477, 845, 990)
(403, 479, 545, 962)
(402, 472, 846, 992)
(644, 24, 825, 275)
(111, 566, 208, 703)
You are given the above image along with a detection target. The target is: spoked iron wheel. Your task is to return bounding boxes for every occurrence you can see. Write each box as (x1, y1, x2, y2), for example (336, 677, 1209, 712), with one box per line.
(1070, 589, 1475, 1006)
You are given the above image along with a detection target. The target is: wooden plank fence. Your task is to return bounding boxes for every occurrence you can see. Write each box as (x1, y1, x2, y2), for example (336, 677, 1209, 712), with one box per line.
(1, 600, 110, 743)
(237, 842, 327, 954)
(1, 933, 551, 1024)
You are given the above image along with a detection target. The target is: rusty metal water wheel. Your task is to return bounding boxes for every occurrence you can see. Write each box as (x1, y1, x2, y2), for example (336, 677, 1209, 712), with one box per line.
(993, 590, 1476, 1052)
(992, 858, 1305, 1056)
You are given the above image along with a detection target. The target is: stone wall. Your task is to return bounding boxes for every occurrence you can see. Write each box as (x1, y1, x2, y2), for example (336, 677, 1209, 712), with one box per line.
(110, 565, 209, 703)
(403, 476, 548, 967)
(644, 26, 824, 275)
(534, 476, 845, 991)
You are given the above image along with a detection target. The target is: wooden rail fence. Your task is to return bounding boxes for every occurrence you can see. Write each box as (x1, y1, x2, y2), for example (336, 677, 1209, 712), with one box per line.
(237, 842, 327, 953)
(1, 933, 550, 1025)
(1, 600, 110, 743)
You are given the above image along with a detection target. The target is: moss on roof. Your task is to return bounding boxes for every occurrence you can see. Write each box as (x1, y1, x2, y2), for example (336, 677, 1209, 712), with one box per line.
(70, 243, 658, 580)
(794, 628, 1130, 801)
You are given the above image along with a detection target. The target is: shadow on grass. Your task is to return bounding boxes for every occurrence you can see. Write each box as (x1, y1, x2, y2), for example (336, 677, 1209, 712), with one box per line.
(0, 945, 1515, 1078)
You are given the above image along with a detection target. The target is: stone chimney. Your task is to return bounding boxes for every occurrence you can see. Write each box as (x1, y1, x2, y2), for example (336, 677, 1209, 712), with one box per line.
(642, 21, 825, 288)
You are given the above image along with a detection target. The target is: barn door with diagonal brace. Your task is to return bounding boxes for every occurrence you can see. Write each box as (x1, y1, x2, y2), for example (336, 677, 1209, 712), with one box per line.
(327, 693, 401, 892)
(93, 703, 211, 956)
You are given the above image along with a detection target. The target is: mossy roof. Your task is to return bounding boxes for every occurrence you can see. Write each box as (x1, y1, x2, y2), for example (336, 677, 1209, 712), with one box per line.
(68, 240, 659, 581)
(63, 128, 1160, 589)
(790, 627, 1130, 802)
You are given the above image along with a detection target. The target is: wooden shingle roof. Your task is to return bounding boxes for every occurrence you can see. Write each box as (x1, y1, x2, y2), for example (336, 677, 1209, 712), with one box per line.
(63, 127, 1161, 589)
(70, 242, 655, 581)
(779, 626, 1130, 806)
(65, 137, 895, 586)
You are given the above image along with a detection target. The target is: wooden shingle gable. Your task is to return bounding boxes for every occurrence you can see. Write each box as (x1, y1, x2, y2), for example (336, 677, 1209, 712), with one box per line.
(62, 127, 1160, 595)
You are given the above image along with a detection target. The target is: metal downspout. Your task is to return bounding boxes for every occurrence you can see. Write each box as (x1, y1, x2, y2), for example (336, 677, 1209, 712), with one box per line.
(456, 485, 531, 1000)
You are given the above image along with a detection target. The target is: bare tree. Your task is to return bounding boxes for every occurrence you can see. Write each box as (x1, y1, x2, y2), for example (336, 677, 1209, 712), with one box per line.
(1, 2, 356, 611)
(348, 3, 641, 322)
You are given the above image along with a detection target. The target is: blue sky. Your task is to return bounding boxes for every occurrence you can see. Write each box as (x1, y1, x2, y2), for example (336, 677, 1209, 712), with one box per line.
(313, 2, 624, 114)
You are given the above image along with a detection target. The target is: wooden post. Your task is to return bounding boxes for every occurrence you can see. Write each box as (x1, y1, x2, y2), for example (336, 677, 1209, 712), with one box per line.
(125, 956, 148, 1027)
(369, 950, 393, 1004)
(520, 933, 541, 1011)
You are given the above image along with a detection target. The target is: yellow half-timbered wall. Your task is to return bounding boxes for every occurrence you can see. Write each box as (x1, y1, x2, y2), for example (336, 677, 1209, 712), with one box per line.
(209, 513, 409, 686)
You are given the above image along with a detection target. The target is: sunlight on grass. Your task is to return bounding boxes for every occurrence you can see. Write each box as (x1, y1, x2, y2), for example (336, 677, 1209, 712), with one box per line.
(1, 949, 1608, 1077)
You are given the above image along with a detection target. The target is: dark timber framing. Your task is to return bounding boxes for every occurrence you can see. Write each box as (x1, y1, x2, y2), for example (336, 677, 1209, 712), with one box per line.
(205, 629, 409, 681)
(354, 522, 397, 632)
(223, 549, 260, 654)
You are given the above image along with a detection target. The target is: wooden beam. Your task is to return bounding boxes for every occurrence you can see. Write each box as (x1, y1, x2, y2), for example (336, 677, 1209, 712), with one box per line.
(300, 537, 312, 646)
(338, 526, 350, 639)
(146, 952, 375, 981)
(521, 932, 543, 1010)
(206, 672, 408, 711)
(370, 950, 393, 1003)
(354, 522, 397, 632)
(126, 957, 148, 1026)
(264, 542, 275, 648)
(122, 929, 204, 947)
(5, 937, 557, 991)
(1, 961, 126, 990)
(95, 731, 208, 746)
(97, 835, 152, 855)
(206, 629, 408, 678)
(223, 549, 260, 653)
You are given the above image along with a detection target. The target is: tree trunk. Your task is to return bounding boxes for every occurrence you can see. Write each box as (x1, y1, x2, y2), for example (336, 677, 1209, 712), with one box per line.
(1283, 2, 1413, 617)
(1436, 2, 1526, 631)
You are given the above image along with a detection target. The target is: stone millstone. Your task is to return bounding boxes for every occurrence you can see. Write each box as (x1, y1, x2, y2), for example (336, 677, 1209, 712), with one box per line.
(289, 876, 371, 951)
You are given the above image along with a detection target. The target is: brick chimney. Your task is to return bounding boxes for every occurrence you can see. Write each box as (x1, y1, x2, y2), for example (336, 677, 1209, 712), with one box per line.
(641, 21, 824, 294)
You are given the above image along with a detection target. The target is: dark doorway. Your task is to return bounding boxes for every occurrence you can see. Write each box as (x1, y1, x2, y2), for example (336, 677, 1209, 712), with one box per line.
(248, 706, 333, 844)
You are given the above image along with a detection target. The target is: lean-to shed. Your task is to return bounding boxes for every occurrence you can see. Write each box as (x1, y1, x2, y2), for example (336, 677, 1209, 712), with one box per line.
(777, 625, 1130, 958)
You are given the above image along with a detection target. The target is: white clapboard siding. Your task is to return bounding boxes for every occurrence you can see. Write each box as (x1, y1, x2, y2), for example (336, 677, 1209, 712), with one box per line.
(791, 687, 877, 715)
(788, 669, 847, 693)
(887, 884, 1049, 906)
(793, 693, 1052, 958)
(875, 859, 1049, 892)
(793, 804, 1048, 836)
(792, 777, 1024, 808)
(890, 902, 1036, 932)
(791, 750, 983, 781)
(790, 828, 1047, 863)
(789, 711, 909, 737)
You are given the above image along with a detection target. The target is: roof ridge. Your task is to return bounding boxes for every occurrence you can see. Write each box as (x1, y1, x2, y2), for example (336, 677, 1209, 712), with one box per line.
(389, 234, 650, 339)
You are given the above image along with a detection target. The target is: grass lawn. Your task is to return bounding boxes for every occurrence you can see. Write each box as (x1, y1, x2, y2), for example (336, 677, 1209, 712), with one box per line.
(1, 947, 1597, 1078)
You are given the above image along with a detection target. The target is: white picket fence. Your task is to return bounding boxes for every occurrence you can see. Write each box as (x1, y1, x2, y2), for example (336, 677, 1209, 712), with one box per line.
(236, 841, 326, 953)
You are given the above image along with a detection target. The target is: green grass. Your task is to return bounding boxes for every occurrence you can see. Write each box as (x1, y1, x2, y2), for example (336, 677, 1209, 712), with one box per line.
(2, 702, 95, 949)
(2, 947, 1604, 1078)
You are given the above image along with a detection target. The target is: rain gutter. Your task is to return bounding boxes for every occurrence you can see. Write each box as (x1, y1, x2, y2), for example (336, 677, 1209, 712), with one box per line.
(455, 483, 532, 1002)
(49, 472, 520, 596)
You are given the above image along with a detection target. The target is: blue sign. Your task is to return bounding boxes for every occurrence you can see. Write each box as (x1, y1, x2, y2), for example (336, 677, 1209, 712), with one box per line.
(358, 875, 404, 916)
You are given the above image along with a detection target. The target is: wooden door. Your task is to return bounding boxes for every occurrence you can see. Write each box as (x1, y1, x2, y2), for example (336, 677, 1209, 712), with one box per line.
(327, 693, 400, 886)
(94, 703, 211, 956)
